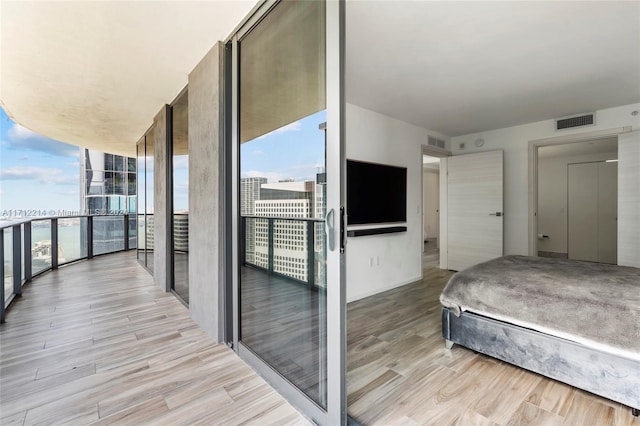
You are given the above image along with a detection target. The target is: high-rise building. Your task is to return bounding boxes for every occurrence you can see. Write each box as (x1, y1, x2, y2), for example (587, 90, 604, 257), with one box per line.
(250, 177, 326, 286)
(80, 148, 137, 214)
(240, 177, 267, 216)
(240, 177, 267, 264)
(80, 148, 137, 253)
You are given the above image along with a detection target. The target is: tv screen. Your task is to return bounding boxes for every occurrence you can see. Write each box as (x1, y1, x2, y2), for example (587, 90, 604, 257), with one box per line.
(347, 160, 407, 225)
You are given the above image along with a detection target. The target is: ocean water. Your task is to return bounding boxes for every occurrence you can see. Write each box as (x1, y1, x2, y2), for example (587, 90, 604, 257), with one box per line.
(3, 221, 85, 279)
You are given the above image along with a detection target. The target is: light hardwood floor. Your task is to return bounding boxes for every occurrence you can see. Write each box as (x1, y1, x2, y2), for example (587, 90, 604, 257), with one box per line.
(346, 267, 640, 426)
(422, 239, 439, 268)
(0, 252, 309, 426)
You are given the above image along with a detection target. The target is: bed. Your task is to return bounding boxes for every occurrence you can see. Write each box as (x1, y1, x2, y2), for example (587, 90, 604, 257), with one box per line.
(439, 255, 640, 416)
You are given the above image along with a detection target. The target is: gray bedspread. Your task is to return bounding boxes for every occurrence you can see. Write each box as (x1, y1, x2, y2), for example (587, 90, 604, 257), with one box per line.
(440, 255, 640, 360)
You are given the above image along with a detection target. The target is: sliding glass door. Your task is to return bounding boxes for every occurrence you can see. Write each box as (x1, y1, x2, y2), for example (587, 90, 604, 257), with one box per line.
(231, 1, 345, 424)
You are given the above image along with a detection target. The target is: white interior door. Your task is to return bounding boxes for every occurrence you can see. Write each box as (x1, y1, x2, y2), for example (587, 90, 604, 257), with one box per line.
(618, 131, 640, 268)
(447, 150, 504, 271)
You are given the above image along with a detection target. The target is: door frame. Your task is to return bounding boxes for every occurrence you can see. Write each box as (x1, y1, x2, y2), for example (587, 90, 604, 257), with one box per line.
(420, 145, 451, 270)
(527, 126, 632, 257)
(227, 1, 346, 424)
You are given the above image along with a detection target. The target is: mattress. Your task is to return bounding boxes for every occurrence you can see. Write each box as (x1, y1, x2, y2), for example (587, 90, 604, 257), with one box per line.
(440, 255, 640, 361)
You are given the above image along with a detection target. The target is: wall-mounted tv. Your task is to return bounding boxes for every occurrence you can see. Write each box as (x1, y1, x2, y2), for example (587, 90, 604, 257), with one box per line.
(347, 159, 407, 225)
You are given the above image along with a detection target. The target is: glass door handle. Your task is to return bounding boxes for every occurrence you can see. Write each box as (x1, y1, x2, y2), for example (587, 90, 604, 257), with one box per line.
(326, 208, 335, 251)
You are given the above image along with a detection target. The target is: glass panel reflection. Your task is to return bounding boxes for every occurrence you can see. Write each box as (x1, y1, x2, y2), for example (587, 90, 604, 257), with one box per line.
(137, 139, 146, 265)
(172, 90, 189, 303)
(239, 0, 327, 407)
(3, 227, 13, 302)
(57, 217, 87, 264)
(145, 130, 155, 273)
(31, 220, 52, 275)
(92, 216, 125, 255)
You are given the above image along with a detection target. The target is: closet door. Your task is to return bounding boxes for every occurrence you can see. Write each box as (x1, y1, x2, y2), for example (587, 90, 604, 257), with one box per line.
(568, 162, 598, 262)
(597, 162, 617, 264)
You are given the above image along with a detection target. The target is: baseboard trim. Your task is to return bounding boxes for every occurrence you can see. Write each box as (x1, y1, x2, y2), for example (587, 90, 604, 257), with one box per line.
(347, 275, 422, 303)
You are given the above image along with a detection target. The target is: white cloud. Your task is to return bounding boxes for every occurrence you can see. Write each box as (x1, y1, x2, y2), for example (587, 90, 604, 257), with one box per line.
(54, 189, 80, 196)
(288, 163, 324, 171)
(0, 166, 78, 185)
(6, 123, 79, 158)
(173, 156, 189, 170)
(251, 150, 266, 156)
(274, 121, 302, 134)
(242, 170, 287, 183)
(8, 123, 40, 140)
(255, 120, 303, 140)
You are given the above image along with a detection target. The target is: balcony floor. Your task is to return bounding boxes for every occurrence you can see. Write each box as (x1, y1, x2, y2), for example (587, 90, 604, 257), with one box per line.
(0, 252, 308, 425)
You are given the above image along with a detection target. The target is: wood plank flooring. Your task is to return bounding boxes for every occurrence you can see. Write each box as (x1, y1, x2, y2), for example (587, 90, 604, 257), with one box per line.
(241, 266, 326, 407)
(422, 239, 439, 268)
(0, 252, 309, 426)
(346, 266, 640, 426)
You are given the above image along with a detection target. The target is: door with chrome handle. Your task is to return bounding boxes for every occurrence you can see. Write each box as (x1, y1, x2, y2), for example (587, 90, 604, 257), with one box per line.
(325, 208, 336, 251)
(489, 212, 503, 217)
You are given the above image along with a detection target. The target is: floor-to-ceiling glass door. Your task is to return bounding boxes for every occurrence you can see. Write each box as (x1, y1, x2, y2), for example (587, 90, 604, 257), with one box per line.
(231, 1, 345, 424)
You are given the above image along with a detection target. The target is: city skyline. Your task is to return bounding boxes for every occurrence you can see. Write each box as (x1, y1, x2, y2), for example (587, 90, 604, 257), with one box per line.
(0, 108, 81, 213)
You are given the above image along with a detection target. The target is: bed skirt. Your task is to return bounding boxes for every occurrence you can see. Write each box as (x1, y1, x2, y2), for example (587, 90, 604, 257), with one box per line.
(441, 307, 640, 412)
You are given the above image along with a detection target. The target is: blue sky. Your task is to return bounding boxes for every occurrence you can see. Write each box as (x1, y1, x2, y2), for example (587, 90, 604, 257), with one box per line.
(241, 110, 326, 183)
(0, 106, 326, 215)
(1, 108, 81, 213)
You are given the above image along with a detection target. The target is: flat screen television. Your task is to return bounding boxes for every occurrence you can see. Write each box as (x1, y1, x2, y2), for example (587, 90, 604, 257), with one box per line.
(347, 159, 407, 225)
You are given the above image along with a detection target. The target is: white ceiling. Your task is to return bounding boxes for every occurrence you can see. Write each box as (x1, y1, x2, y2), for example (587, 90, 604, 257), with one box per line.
(0, 1, 257, 156)
(346, 1, 640, 137)
(1, 1, 639, 156)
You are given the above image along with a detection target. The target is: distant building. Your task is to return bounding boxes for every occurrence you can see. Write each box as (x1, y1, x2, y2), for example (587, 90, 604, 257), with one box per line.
(240, 177, 267, 263)
(249, 176, 326, 286)
(80, 148, 137, 253)
(80, 148, 137, 214)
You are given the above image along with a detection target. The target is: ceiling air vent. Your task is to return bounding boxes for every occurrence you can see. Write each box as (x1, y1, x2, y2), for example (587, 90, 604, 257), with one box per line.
(555, 113, 595, 131)
(428, 135, 446, 149)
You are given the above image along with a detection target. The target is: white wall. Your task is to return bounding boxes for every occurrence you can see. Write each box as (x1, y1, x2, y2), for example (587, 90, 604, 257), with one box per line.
(450, 103, 640, 255)
(346, 103, 449, 302)
(538, 150, 617, 255)
(423, 170, 439, 240)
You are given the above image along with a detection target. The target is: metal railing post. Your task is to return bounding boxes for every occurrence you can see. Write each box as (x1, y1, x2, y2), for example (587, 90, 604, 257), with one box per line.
(1, 228, 5, 323)
(51, 218, 58, 269)
(24, 222, 32, 282)
(124, 214, 129, 251)
(12, 225, 22, 296)
(268, 218, 274, 273)
(87, 216, 94, 259)
(306, 220, 315, 288)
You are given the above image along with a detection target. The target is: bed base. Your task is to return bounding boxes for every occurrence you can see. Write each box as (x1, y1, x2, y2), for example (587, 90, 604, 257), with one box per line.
(442, 307, 640, 416)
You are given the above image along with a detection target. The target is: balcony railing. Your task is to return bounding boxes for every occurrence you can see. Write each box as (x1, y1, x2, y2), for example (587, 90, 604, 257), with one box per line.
(240, 215, 326, 289)
(1, 214, 136, 323)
